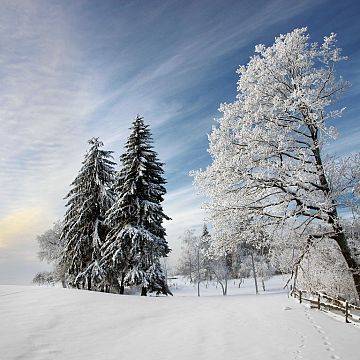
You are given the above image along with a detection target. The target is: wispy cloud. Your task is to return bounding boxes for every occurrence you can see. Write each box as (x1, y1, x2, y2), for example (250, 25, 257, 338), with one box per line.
(326, 126, 360, 156)
(0, 1, 101, 219)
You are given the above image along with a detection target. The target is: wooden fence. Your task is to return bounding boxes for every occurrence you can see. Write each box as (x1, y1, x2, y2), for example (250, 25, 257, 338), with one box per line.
(291, 288, 360, 324)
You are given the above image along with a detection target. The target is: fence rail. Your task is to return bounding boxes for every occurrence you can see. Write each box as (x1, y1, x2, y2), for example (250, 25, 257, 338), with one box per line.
(291, 288, 360, 324)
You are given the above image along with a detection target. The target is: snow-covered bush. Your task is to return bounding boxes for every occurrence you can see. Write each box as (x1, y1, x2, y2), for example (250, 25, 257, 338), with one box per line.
(33, 271, 56, 286)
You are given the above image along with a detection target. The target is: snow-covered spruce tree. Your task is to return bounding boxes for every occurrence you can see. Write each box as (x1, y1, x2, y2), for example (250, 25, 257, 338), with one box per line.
(193, 28, 360, 301)
(101, 116, 172, 296)
(60, 138, 115, 290)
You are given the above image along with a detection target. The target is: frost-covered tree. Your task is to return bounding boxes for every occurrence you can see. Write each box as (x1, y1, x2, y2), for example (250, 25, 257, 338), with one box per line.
(255, 255, 274, 292)
(101, 116, 171, 296)
(209, 253, 231, 296)
(177, 225, 213, 294)
(60, 137, 115, 290)
(200, 224, 213, 283)
(269, 228, 303, 277)
(344, 217, 360, 267)
(35, 221, 67, 287)
(33, 271, 56, 286)
(193, 28, 360, 300)
(177, 229, 197, 283)
(178, 227, 233, 296)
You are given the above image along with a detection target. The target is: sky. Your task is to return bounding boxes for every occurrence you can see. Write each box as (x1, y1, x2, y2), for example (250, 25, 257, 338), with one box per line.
(0, 0, 360, 284)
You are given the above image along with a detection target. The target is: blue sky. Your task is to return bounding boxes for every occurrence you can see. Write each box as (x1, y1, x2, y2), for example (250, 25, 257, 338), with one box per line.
(0, 0, 359, 284)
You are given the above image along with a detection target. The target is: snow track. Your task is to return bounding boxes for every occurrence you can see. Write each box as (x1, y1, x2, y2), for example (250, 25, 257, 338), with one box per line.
(0, 278, 358, 360)
(304, 307, 341, 360)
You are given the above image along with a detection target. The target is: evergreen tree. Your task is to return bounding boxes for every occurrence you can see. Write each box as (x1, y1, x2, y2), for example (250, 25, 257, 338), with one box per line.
(60, 137, 115, 290)
(101, 116, 172, 295)
(200, 224, 212, 281)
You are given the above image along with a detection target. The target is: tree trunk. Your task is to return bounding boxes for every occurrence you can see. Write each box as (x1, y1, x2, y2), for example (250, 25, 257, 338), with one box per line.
(219, 280, 225, 295)
(189, 259, 193, 283)
(309, 125, 360, 300)
(251, 252, 259, 294)
(293, 264, 298, 291)
(333, 230, 360, 300)
(141, 286, 147, 296)
(197, 248, 201, 297)
(261, 278, 266, 292)
(119, 273, 125, 295)
(212, 270, 226, 295)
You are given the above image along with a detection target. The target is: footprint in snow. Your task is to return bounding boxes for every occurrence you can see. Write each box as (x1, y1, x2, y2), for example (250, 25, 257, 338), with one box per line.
(304, 308, 342, 360)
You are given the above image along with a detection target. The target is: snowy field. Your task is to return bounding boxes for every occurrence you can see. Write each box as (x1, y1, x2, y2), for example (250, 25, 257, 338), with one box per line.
(0, 276, 359, 360)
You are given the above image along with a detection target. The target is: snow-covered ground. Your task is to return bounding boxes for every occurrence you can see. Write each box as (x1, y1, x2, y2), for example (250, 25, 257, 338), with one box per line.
(1, 276, 358, 360)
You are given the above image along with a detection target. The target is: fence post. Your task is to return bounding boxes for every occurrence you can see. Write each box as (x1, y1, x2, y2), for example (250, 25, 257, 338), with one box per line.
(317, 294, 320, 310)
(345, 301, 349, 323)
(299, 290, 302, 304)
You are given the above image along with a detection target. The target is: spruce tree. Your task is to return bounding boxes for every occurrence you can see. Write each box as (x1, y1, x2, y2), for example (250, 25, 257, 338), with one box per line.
(60, 137, 115, 290)
(200, 224, 212, 281)
(101, 116, 172, 295)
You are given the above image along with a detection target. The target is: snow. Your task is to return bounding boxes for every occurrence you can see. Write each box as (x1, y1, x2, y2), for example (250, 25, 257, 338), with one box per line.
(1, 276, 358, 360)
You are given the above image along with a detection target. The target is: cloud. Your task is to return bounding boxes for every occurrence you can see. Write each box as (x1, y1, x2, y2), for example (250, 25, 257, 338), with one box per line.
(0, 1, 101, 218)
(0, 0, 325, 219)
